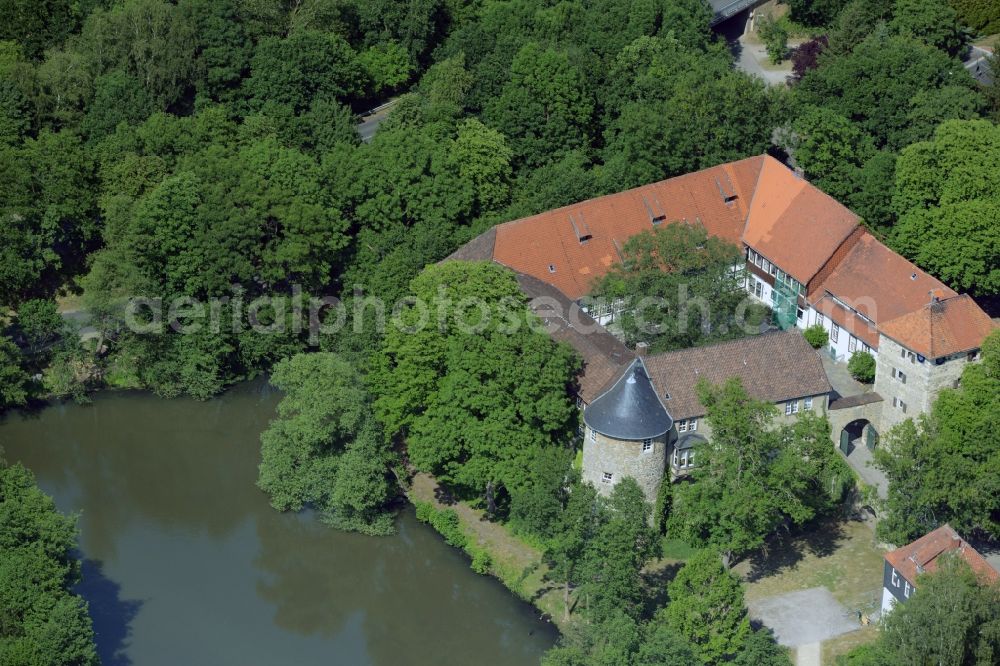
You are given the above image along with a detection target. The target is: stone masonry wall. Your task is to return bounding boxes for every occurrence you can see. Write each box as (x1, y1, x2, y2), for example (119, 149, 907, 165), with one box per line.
(875, 336, 969, 432)
(582, 427, 667, 506)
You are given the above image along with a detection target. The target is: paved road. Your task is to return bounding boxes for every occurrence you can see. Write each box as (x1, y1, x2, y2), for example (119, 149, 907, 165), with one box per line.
(749, 587, 859, 647)
(356, 99, 399, 143)
(965, 46, 995, 86)
(796, 642, 821, 666)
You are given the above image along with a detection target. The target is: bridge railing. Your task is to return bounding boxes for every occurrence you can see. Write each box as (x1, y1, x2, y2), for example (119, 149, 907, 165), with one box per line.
(710, 0, 761, 25)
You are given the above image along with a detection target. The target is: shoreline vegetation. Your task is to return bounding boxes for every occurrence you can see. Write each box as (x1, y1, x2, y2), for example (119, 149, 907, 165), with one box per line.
(407, 472, 567, 629)
(3, 0, 999, 662)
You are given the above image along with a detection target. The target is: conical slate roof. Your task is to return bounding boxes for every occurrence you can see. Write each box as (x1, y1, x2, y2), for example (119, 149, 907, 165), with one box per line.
(584, 358, 673, 440)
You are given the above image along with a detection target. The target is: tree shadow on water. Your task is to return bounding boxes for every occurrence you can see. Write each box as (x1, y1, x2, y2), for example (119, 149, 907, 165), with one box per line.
(75, 558, 143, 666)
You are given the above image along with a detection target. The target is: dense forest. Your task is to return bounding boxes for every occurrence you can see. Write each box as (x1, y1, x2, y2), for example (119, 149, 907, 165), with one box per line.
(1, 0, 999, 663)
(0, 0, 996, 403)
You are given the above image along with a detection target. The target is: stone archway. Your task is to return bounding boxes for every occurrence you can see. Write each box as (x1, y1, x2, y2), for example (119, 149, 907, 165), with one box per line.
(838, 419, 878, 456)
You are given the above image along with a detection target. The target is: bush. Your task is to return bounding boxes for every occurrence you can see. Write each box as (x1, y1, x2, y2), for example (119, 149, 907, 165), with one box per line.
(470, 547, 493, 574)
(414, 501, 467, 548)
(759, 17, 789, 65)
(847, 351, 876, 383)
(414, 500, 497, 576)
(804, 324, 829, 349)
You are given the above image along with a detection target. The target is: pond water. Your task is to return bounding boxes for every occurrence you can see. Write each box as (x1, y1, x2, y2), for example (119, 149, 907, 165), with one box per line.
(0, 381, 556, 665)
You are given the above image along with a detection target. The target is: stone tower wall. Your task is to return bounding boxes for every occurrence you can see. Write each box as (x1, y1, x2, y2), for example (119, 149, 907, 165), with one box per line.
(875, 336, 970, 432)
(581, 427, 667, 506)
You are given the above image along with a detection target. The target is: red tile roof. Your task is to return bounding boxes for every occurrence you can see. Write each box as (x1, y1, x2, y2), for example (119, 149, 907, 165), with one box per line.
(885, 524, 1000, 587)
(879, 295, 997, 359)
(446, 153, 994, 380)
(742, 156, 859, 285)
(491, 157, 764, 299)
(810, 232, 957, 326)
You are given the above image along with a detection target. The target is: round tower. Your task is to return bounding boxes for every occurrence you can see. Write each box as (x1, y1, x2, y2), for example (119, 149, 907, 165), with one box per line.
(581, 358, 673, 505)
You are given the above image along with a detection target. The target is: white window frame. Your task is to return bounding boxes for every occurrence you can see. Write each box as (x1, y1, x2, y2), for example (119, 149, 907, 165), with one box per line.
(804, 397, 813, 410)
(689, 418, 697, 432)
(642, 439, 653, 453)
(831, 324, 840, 343)
(849, 335, 857, 353)
(601, 472, 613, 484)
(785, 402, 793, 416)
(678, 420, 688, 433)
(891, 569, 899, 587)
(589, 428, 597, 442)
(792, 400, 800, 414)
(686, 451, 695, 468)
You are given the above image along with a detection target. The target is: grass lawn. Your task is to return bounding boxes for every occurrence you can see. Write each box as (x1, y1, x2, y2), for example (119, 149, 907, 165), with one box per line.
(407, 472, 571, 629)
(822, 625, 879, 664)
(973, 34, 998, 50)
(660, 536, 699, 562)
(735, 516, 886, 614)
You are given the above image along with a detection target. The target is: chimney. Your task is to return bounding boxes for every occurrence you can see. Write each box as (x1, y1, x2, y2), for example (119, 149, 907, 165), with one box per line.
(635, 342, 649, 357)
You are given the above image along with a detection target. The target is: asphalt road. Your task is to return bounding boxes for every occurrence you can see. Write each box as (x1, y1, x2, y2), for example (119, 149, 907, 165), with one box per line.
(965, 46, 995, 86)
(356, 99, 399, 143)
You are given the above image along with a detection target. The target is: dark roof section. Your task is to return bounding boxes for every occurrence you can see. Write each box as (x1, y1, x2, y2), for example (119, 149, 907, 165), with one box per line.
(516, 272, 633, 403)
(443, 227, 497, 262)
(643, 330, 832, 420)
(584, 358, 673, 440)
(829, 392, 883, 411)
(676, 433, 707, 451)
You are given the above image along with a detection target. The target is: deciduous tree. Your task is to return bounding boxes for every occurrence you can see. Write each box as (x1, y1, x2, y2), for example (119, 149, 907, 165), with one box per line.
(891, 0, 965, 57)
(0, 461, 98, 664)
(258, 352, 396, 535)
(890, 120, 1000, 294)
(847, 555, 1000, 664)
(592, 224, 756, 353)
(875, 329, 1000, 543)
(669, 379, 850, 566)
(0, 335, 29, 409)
(661, 549, 751, 663)
(370, 262, 579, 506)
(794, 33, 981, 150)
(485, 42, 594, 168)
